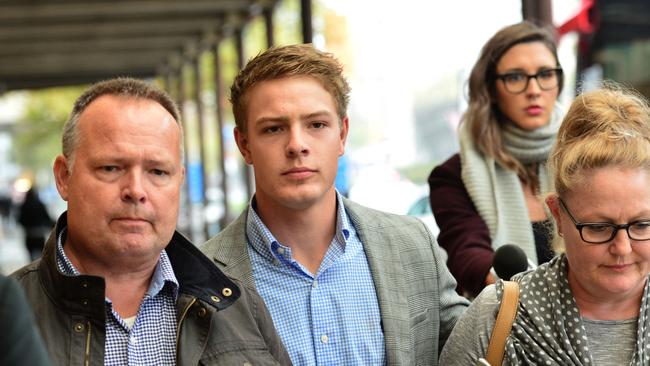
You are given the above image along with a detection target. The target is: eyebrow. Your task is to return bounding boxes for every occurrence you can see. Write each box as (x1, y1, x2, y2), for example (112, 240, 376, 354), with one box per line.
(253, 110, 334, 125)
(499, 66, 557, 74)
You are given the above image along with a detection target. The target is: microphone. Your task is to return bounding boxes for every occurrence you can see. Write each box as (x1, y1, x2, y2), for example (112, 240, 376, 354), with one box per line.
(493, 244, 530, 280)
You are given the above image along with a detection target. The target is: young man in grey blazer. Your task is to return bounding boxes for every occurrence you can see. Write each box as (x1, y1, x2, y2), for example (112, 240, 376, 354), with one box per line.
(201, 44, 469, 365)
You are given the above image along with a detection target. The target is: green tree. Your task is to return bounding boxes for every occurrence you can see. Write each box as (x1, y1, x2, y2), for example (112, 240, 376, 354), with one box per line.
(12, 86, 83, 171)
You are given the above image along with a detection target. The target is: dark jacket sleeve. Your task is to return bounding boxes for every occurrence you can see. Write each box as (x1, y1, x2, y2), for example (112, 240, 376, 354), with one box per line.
(428, 154, 494, 296)
(0, 275, 52, 366)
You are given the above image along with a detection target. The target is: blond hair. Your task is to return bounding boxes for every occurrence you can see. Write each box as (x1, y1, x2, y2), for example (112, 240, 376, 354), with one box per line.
(548, 83, 650, 250)
(230, 44, 350, 132)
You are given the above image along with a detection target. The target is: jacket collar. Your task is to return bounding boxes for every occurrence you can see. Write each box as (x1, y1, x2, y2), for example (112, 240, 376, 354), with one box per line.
(38, 212, 240, 317)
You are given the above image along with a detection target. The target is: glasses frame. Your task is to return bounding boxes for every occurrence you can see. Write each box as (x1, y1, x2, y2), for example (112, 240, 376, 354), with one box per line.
(558, 198, 650, 244)
(494, 67, 563, 94)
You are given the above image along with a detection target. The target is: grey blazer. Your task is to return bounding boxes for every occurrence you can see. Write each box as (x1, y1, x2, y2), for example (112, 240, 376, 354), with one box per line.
(201, 198, 469, 366)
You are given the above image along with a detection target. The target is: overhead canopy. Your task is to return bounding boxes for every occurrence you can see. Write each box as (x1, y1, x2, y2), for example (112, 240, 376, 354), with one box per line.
(0, 0, 275, 92)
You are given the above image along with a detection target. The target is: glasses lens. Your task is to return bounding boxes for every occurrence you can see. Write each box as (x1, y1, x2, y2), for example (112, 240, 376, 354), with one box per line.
(581, 224, 615, 243)
(629, 222, 650, 240)
(536, 69, 559, 91)
(503, 73, 527, 93)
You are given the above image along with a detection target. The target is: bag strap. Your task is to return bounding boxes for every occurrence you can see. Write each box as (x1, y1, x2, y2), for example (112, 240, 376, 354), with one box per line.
(485, 281, 520, 366)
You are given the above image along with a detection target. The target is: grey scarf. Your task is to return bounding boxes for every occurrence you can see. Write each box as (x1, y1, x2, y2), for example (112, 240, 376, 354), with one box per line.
(497, 255, 650, 365)
(459, 104, 563, 263)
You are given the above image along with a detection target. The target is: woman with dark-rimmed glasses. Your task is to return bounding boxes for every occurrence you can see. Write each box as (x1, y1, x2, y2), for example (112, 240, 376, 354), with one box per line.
(428, 21, 564, 297)
(441, 84, 650, 365)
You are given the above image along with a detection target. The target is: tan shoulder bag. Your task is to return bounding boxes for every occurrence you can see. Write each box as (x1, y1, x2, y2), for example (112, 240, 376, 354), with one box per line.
(477, 281, 520, 366)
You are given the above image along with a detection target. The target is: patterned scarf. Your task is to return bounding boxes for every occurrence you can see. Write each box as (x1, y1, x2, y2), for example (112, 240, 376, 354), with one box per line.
(496, 255, 650, 365)
(459, 104, 563, 263)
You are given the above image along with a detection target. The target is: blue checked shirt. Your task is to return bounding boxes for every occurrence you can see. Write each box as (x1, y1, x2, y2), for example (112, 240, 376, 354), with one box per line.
(56, 228, 179, 366)
(247, 192, 385, 365)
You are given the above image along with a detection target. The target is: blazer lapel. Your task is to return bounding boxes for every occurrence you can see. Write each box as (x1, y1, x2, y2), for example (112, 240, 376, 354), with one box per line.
(208, 208, 257, 289)
(344, 199, 412, 365)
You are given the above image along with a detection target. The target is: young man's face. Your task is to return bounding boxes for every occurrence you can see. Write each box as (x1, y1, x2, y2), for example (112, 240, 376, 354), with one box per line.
(235, 76, 348, 212)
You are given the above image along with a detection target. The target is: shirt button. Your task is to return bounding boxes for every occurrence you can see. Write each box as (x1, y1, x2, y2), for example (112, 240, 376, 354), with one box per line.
(130, 336, 137, 344)
(321, 334, 329, 343)
(277, 247, 285, 255)
(312, 280, 318, 288)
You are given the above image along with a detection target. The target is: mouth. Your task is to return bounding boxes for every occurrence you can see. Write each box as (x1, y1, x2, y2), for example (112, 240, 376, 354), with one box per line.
(604, 263, 633, 272)
(282, 167, 316, 179)
(525, 105, 543, 116)
(112, 217, 150, 225)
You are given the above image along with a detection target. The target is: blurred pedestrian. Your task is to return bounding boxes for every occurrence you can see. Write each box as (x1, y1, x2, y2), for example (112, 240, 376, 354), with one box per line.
(428, 21, 564, 297)
(18, 186, 54, 260)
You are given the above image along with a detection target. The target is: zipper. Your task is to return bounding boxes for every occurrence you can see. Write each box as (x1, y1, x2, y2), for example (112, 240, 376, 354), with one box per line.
(175, 297, 197, 363)
(84, 321, 91, 366)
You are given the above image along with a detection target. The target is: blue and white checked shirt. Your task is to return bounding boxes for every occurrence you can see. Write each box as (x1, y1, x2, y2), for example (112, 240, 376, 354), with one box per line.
(56, 228, 179, 366)
(247, 192, 385, 365)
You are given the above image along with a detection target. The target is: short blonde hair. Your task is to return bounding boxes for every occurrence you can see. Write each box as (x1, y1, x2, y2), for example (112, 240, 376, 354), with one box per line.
(548, 83, 650, 251)
(230, 44, 350, 132)
(549, 83, 650, 196)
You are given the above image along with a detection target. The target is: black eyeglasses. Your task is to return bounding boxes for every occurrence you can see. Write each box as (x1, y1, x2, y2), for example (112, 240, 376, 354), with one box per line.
(559, 198, 650, 244)
(495, 68, 563, 94)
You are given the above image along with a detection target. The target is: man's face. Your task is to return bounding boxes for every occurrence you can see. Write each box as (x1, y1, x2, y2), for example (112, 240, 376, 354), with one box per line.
(53, 95, 184, 269)
(235, 76, 348, 212)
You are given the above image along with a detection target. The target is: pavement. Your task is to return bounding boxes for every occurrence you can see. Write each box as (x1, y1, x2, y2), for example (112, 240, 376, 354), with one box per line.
(0, 216, 31, 275)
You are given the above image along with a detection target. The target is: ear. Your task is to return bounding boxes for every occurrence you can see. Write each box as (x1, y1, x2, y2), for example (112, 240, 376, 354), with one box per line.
(546, 194, 563, 236)
(53, 155, 71, 201)
(234, 127, 253, 165)
(338, 117, 349, 157)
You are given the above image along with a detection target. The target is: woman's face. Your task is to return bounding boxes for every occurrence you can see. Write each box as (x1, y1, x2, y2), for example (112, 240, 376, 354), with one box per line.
(494, 41, 560, 131)
(547, 167, 650, 303)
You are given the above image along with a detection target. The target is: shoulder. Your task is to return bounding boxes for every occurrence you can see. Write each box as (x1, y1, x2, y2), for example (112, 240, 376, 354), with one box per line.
(439, 284, 500, 365)
(344, 198, 427, 229)
(10, 260, 40, 287)
(201, 209, 248, 255)
(429, 153, 461, 180)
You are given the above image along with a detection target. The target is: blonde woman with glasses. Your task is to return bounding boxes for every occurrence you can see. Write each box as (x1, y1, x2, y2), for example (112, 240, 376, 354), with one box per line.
(440, 84, 650, 365)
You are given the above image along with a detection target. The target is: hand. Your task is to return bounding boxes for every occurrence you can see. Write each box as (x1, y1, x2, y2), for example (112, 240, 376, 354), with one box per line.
(485, 272, 496, 286)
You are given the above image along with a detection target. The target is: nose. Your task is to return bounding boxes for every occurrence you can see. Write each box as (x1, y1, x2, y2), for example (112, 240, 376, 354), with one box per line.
(609, 228, 633, 256)
(285, 128, 309, 157)
(525, 77, 542, 96)
(121, 170, 147, 204)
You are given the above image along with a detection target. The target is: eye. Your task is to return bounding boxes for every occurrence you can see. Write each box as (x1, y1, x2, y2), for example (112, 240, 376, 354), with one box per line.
(584, 224, 612, 233)
(631, 221, 650, 232)
(503, 73, 526, 83)
(311, 122, 326, 129)
(263, 125, 283, 134)
(101, 166, 118, 173)
(537, 69, 556, 80)
(151, 169, 168, 177)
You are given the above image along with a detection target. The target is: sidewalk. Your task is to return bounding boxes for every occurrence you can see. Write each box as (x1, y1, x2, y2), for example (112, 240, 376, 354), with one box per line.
(0, 217, 31, 275)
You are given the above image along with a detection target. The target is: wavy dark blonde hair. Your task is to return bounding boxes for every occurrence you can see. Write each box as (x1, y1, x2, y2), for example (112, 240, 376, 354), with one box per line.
(230, 44, 350, 132)
(464, 21, 562, 188)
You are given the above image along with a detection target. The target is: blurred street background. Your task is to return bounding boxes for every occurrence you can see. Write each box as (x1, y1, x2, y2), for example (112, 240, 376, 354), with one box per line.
(1, 0, 649, 274)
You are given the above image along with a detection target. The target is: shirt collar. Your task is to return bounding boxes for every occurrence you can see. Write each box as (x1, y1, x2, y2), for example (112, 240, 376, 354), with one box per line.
(246, 190, 352, 263)
(55, 226, 179, 299)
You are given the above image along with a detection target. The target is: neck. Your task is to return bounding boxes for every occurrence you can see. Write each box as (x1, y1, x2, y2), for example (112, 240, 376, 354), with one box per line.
(569, 271, 645, 320)
(255, 190, 338, 275)
(63, 243, 158, 318)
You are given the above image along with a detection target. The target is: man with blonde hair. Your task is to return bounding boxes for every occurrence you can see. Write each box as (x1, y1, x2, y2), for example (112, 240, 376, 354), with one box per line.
(202, 44, 468, 365)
